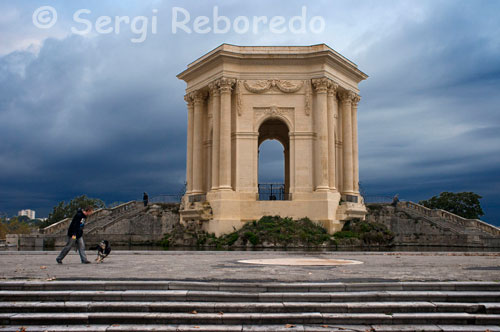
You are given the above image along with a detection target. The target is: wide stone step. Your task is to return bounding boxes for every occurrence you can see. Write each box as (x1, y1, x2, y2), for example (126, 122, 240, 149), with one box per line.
(1, 301, 499, 314)
(2, 324, 497, 332)
(2, 312, 500, 325)
(2, 290, 500, 303)
(1, 281, 499, 292)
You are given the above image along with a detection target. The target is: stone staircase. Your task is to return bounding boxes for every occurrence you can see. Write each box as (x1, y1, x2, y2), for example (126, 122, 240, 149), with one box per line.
(398, 202, 500, 247)
(39, 202, 161, 246)
(1, 280, 499, 331)
(85, 202, 144, 235)
(42, 202, 143, 237)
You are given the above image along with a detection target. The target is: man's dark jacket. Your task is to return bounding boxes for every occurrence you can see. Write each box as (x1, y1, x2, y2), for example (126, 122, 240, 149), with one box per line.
(67, 209, 86, 239)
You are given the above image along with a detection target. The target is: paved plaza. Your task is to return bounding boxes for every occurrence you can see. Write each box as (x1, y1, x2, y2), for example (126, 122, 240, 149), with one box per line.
(1, 251, 499, 282)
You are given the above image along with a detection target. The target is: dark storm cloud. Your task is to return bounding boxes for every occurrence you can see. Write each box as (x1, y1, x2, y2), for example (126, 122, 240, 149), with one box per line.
(0, 0, 499, 225)
(0, 33, 188, 215)
(352, 1, 500, 224)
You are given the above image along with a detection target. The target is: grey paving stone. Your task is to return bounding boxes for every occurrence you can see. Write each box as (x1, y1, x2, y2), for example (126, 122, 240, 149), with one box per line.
(169, 281, 220, 291)
(345, 282, 403, 292)
(121, 290, 188, 301)
(391, 313, 474, 325)
(473, 313, 500, 324)
(302, 325, 369, 332)
(438, 325, 500, 332)
(282, 302, 348, 313)
(322, 313, 393, 324)
(431, 302, 482, 313)
(9, 312, 89, 324)
(88, 301, 151, 312)
(0, 326, 109, 332)
(0, 312, 13, 324)
(281, 292, 331, 302)
(1, 251, 500, 282)
(371, 325, 442, 332)
(177, 325, 242, 332)
(214, 302, 284, 313)
(106, 325, 178, 331)
(242, 324, 304, 331)
(259, 293, 283, 302)
(346, 301, 437, 313)
(186, 291, 258, 302)
(482, 302, 500, 314)
(147, 301, 216, 313)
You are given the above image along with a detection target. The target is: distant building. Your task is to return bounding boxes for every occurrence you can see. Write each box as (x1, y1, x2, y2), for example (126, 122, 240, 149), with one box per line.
(18, 209, 35, 219)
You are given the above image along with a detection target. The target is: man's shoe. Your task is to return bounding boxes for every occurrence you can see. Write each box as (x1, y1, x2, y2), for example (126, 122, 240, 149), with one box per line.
(82, 260, 91, 264)
(56, 258, 62, 264)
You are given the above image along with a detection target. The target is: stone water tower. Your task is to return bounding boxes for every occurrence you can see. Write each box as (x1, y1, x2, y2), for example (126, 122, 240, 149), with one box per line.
(178, 44, 367, 236)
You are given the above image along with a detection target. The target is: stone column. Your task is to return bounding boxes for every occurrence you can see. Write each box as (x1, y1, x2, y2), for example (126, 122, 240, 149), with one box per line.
(312, 78, 330, 191)
(184, 94, 194, 194)
(284, 146, 290, 195)
(209, 81, 220, 191)
(218, 78, 235, 191)
(192, 90, 206, 194)
(327, 82, 339, 191)
(339, 90, 355, 195)
(352, 95, 361, 194)
(289, 133, 295, 195)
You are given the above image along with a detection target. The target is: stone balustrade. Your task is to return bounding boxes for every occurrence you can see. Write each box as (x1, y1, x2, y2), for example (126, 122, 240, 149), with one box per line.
(41, 201, 140, 235)
(41, 218, 71, 235)
(402, 201, 500, 237)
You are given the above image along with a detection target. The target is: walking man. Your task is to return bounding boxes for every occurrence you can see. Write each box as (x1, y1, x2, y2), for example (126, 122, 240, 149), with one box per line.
(56, 206, 94, 264)
(143, 192, 149, 207)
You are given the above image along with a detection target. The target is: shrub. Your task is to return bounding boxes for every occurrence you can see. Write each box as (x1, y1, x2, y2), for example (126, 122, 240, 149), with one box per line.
(333, 230, 360, 239)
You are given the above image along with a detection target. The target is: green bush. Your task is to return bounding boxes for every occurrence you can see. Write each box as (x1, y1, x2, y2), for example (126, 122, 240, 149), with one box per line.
(160, 234, 170, 248)
(243, 231, 259, 245)
(333, 230, 360, 239)
(224, 232, 239, 246)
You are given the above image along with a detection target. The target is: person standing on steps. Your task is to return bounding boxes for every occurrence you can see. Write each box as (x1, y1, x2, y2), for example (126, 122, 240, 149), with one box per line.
(143, 192, 149, 207)
(391, 194, 400, 207)
(56, 206, 94, 264)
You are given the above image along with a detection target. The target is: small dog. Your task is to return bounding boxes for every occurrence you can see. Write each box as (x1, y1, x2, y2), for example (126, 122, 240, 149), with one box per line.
(93, 240, 111, 263)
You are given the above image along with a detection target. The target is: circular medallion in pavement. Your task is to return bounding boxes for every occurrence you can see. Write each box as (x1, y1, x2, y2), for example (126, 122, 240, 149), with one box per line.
(238, 258, 363, 266)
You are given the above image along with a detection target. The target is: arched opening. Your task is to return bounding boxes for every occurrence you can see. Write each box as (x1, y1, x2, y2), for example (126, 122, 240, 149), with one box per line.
(258, 118, 290, 200)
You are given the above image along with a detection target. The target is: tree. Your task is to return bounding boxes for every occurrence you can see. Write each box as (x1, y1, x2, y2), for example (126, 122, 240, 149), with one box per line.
(419, 192, 484, 220)
(41, 195, 105, 228)
(0, 217, 34, 239)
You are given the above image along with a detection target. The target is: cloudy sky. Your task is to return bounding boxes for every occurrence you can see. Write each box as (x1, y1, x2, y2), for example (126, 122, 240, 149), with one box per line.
(0, 0, 499, 225)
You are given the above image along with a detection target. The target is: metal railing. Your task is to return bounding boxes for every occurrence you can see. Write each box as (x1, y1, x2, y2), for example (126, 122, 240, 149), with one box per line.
(363, 195, 397, 204)
(258, 183, 291, 201)
(149, 195, 182, 203)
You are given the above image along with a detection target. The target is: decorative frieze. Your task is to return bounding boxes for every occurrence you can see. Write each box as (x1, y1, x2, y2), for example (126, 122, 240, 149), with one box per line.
(243, 79, 304, 94)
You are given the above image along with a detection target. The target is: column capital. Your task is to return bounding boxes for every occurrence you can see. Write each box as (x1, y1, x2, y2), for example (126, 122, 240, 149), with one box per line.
(208, 81, 220, 97)
(192, 90, 208, 105)
(338, 90, 356, 104)
(184, 94, 194, 105)
(352, 94, 361, 107)
(218, 77, 236, 94)
(311, 78, 331, 93)
(327, 82, 339, 97)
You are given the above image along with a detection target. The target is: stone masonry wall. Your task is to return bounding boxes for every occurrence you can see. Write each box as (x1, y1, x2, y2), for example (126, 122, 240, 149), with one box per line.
(366, 203, 500, 248)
